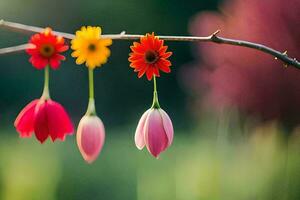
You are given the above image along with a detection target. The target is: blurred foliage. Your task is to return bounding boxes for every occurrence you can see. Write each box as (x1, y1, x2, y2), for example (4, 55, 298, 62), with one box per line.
(0, 121, 299, 200)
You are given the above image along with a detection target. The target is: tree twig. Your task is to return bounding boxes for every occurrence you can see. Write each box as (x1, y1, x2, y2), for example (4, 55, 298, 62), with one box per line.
(0, 44, 33, 55)
(0, 20, 299, 68)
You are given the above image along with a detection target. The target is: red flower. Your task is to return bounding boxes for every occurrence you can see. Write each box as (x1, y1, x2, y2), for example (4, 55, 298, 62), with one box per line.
(26, 28, 69, 69)
(14, 99, 74, 143)
(129, 33, 172, 81)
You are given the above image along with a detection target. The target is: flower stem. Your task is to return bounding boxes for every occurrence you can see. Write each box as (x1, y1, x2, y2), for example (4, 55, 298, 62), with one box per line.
(41, 66, 50, 100)
(151, 76, 160, 109)
(88, 68, 94, 99)
(86, 68, 96, 115)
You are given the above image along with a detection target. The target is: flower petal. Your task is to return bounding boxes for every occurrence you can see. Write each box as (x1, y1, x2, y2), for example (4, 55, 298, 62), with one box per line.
(33, 100, 49, 143)
(14, 99, 39, 138)
(158, 109, 174, 147)
(49, 57, 60, 69)
(135, 109, 150, 150)
(144, 109, 168, 158)
(46, 100, 74, 141)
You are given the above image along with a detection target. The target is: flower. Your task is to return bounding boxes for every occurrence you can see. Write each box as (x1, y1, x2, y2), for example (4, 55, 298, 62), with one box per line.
(129, 33, 173, 81)
(185, 0, 300, 126)
(14, 98, 74, 143)
(26, 27, 68, 69)
(71, 26, 112, 69)
(135, 108, 173, 158)
(77, 115, 105, 163)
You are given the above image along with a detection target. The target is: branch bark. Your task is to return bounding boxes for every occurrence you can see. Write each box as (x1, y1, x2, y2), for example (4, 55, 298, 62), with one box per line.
(0, 20, 299, 68)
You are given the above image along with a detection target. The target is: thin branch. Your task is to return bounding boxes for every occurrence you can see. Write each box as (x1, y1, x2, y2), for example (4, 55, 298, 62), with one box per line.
(0, 19, 299, 68)
(0, 44, 33, 54)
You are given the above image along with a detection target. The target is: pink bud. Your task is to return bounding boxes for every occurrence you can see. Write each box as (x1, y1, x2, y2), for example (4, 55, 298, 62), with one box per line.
(135, 108, 173, 158)
(76, 115, 105, 164)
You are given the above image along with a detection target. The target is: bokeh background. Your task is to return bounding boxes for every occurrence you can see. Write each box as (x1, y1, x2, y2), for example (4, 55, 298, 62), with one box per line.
(0, 0, 299, 199)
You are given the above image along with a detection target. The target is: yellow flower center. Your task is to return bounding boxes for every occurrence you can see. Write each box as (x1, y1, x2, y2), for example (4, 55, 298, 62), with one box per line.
(40, 44, 55, 58)
(145, 50, 159, 64)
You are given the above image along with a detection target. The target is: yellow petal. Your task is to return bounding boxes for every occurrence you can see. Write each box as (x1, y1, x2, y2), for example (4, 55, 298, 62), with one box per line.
(76, 55, 86, 65)
(100, 38, 112, 46)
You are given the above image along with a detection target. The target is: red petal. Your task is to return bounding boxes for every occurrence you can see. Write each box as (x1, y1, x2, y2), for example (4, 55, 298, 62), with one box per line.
(131, 60, 147, 69)
(129, 54, 144, 62)
(30, 56, 48, 70)
(33, 100, 49, 143)
(154, 38, 163, 51)
(130, 44, 146, 54)
(146, 67, 154, 80)
(138, 66, 148, 78)
(57, 45, 69, 52)
(158, 60, 171, 73)
(49, 56, 61, 69)
(161, 52, 172, 59)
(153, 66, 160, 77)
(46, 100, 74, 141)
(14, 99, 39, 137)
(158, 46, 168, 54)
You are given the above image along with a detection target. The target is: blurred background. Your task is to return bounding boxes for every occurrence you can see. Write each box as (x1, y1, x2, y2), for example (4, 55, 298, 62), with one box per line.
(0, 0, 300, 199)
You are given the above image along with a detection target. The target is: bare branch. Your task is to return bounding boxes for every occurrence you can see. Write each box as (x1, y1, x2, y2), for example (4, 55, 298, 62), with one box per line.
(0, 44, 33, 55)
(0, 20, 299, 68)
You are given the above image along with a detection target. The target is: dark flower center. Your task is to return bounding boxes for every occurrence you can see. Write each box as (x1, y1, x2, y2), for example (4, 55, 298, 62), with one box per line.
(88, 43, 97, 52)
(145, 50, 159, 64)
(40, 44, 55, 57)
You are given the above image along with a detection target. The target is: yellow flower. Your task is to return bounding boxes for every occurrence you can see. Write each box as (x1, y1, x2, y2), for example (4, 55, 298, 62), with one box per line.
(71, 26, 112, 69)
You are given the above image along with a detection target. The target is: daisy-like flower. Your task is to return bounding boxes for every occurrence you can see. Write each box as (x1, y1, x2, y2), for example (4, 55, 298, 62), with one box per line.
(129, 33, 172, 81)
(26, 28, 68, 69)
(71, 26, 112, 69)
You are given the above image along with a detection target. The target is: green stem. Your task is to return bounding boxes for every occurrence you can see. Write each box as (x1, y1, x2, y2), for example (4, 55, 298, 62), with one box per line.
(41, 66, 50, 100)
(151, 76, 160, 109)
(86, 68, 96, 115)
(88, 68, 94, 99)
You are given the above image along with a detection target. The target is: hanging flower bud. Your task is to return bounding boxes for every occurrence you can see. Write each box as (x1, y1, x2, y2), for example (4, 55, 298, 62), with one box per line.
(14, 98, 74, 143)
(135, 108, 173, 158)
(77, 115, 105, 164)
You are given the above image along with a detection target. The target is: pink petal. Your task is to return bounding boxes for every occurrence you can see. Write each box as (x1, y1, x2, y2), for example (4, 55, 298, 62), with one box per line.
(14, 99, 39, 137)
(158, 109, 174, 147)
(134, 109, 150, 150)
(46, 100, 74, 141)
(144, 109, 168, 158)
(77, 115, 105, 164)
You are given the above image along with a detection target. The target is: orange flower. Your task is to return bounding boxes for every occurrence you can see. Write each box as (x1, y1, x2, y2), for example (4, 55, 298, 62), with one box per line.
(26, 28, 69, 69)
(129, 33, 172, 81)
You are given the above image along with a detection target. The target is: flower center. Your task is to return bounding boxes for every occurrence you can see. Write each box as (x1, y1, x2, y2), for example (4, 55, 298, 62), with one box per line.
(40, 44, 55, 58)
(145, 50, 159, 64)
(88, 43, 97, 52)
